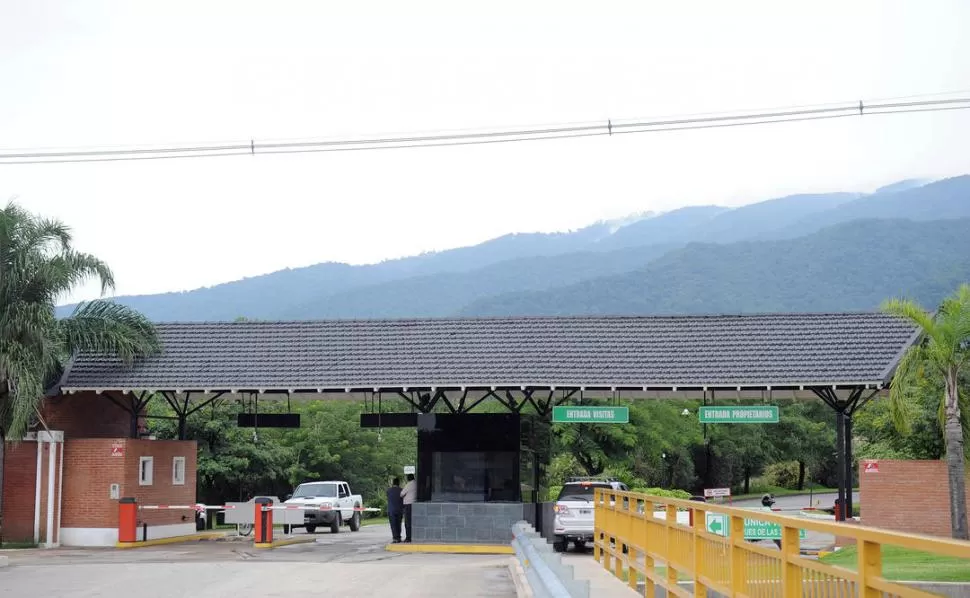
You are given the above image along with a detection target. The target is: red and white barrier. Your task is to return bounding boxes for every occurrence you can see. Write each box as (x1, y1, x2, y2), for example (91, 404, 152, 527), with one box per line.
(260, 505, 381, 512)
(139, 504, 236, 511)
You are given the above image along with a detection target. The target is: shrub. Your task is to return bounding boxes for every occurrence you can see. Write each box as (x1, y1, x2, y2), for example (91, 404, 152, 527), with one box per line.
(761, 461, 801, 490)
(545, 485, 563, 501)
(601, 465, 647, 490)
(629, 487, 692, 499)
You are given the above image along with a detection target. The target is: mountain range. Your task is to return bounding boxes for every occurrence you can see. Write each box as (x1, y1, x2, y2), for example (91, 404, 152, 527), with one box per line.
(58, 175, 970, 320)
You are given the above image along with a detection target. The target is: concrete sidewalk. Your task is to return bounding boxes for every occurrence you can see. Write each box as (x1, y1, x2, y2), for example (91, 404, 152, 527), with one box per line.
(565, 554, 639, 597)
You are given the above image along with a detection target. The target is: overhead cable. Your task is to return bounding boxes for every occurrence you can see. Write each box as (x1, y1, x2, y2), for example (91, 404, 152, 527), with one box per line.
(2, 96, 969, 165)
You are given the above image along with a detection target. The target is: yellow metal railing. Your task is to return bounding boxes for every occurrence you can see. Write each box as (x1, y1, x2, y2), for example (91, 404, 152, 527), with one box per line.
(593, 489, 970, 598)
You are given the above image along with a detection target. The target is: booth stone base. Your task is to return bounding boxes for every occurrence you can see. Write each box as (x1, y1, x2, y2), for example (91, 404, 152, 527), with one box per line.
(411, 502, 534, 544)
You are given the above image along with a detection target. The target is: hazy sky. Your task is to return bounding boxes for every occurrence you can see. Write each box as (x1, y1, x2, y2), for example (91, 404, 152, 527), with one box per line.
(2, 0, 970, 303)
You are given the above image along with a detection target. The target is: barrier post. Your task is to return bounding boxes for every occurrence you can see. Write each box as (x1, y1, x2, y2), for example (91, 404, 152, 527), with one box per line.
(118, 497, 138, 543)
(254, 497, 273, 545)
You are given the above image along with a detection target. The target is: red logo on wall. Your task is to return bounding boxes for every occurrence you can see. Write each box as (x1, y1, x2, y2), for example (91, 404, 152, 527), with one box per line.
(862, 459, 879, 474)
(111, 442, 125, 457)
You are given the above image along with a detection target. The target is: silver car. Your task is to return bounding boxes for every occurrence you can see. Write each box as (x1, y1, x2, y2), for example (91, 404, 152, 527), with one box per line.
(552, 479, 627, 552)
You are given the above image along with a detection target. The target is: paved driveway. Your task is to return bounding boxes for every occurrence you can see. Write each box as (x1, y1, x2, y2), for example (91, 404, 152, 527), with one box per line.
(0, 526, 515, 598)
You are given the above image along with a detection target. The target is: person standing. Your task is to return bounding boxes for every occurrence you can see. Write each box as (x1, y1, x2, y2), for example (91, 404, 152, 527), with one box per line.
(400, 473, 417, 543)
(386, 477, 404, 543)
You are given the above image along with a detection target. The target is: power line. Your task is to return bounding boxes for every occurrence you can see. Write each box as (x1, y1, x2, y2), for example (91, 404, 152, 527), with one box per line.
(2, 96, 969, 165)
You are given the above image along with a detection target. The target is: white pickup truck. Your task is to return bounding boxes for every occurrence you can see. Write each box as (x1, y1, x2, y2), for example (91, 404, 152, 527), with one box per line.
(283, 480, 363, 534)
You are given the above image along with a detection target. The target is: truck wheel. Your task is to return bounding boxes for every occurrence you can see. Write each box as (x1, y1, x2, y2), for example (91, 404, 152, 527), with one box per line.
(282, 524, 291, 535)
(552, 538, 568, 553)
(330, 513, 342, 534)
(349, 509, 361, 532)
(305, 525, 317, 534)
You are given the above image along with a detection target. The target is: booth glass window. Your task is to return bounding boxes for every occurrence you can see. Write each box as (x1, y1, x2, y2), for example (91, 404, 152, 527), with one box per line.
(431, 451, 518, 502)
(172, 456, 186, 485)
(139, 456, 154, 486)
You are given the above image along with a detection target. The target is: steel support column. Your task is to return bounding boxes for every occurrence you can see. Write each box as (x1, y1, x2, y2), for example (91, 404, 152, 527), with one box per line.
(812, 387, 879, 521)
(835, 409, 847, 521)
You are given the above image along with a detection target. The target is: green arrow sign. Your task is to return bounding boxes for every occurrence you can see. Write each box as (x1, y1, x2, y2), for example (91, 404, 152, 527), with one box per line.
(706, 513, 726, 535)
(705, 512, 806, 540)
(698, 406, 779, 424)
(552, 406, 629, 424)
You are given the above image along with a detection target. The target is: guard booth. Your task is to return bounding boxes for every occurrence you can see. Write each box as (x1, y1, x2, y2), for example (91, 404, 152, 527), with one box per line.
(362, 411, 551, 544)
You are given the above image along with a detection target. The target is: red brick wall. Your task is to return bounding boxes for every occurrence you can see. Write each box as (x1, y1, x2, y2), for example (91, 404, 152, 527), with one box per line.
(124, 440, 198, 527)
(61, 438, 197, 529)
(61, 439, 125, 529)
(41, 392, 135, 439)
(1, 442, 39, 542)
(860, 459, 970, 537)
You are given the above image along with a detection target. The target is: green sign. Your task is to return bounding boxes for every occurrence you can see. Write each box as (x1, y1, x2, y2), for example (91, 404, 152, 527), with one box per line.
(552, 406, 629, 424)
(698, 406, 779, 424)
(705, 512, 806, 540)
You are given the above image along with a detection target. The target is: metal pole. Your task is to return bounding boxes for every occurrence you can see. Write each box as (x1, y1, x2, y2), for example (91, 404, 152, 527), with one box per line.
(844, 415, 854, 519)
(835, 411, 847, 522)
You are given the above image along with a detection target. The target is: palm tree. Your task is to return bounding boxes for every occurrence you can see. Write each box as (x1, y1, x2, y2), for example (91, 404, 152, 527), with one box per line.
(0, 201, 160, 441)
(882, 284, 970, 540)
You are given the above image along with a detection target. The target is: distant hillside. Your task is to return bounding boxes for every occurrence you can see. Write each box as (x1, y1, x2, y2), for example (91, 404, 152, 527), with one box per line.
(460, 218, 970, 316)
(282, 243, 679, 319)
(56, 175, 970, 321)
(771, 176, 966, 239)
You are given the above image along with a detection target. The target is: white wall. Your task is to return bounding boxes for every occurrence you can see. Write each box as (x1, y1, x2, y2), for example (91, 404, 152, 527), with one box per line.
(60, 522, 196, 546)
(60, 527, 117, 547)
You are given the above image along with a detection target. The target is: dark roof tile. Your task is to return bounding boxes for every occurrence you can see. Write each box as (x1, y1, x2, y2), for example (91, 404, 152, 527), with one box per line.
(57, 313, 918, 391)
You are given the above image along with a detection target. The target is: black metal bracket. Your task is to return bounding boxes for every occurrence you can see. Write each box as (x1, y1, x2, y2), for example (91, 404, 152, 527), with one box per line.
(158, 391, 227, 440)
(101, 391, 154, 438)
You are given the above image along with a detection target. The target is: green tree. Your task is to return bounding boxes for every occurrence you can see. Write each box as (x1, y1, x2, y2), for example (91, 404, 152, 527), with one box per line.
(0, 202, 159, 439)
(147, 398, 416, 511)
(553, 401, 639, 476)
(766, 402, 836, 489)
(882, 284, 970, 539)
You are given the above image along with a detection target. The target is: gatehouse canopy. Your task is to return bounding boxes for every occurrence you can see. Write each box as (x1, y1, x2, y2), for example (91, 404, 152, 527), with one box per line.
(55, 312, 919, 400)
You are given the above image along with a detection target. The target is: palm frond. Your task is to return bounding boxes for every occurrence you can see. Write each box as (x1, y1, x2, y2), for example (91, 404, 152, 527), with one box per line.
(949, 283, 970, 352)
(58, 300, 160, 364)
(0, 201, 157, 440)
(888, 344, 925, 435)
(0, 340, 47, 439)
(881, 297, 937, 335)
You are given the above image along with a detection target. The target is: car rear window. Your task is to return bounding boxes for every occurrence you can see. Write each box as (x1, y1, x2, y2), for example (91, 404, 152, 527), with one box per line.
(557, 483, 611, 501)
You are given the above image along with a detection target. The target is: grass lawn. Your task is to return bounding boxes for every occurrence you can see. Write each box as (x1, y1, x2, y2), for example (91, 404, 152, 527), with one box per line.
(820, 545, 970, 582)
(0, 541, 37, 549)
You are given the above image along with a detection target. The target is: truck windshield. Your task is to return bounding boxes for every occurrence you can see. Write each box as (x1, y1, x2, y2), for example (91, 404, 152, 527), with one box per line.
(292, 483, 338, 498)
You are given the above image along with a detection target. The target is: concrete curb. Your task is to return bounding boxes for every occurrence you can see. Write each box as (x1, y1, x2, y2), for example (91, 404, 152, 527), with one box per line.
(385, 543, 513, 555)
(253, 536, 317, 549)
(508, 556, 535, 598)
(115, 531, 228, 549)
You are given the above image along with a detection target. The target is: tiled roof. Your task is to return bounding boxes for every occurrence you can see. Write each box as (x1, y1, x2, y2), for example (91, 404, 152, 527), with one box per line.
(57, 313, 918, 392)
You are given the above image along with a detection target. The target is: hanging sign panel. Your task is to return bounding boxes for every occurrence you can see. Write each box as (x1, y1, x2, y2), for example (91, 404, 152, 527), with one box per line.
(552, 406, 629, 424)
(698, 406, 779, 424)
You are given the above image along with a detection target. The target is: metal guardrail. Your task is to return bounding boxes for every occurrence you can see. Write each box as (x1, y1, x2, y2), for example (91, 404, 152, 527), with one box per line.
(511, 521, 589, 598)
(593, 489, 970, 598)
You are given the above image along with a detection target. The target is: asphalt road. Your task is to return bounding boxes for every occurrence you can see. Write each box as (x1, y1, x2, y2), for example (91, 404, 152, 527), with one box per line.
(0, 526, 516, 598)
(732, 491, 859, 512)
